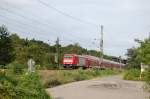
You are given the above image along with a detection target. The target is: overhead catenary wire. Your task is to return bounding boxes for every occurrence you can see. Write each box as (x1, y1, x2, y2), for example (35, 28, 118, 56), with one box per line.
(36, 0, 98, 27)
(0, 6, 76, 41)
(0, 13, 91, 48)
(0, 6, 61, 34)
(0, 5, 89, 44)
(0, 15, 54, 41)
(35, 0, 99, 46)
(0, 16, 84, 47)
(0, 14, 47, 33)
(0, 3, 96, 49)
(0, 16, 60, 42)
(1, 3, 96, 40)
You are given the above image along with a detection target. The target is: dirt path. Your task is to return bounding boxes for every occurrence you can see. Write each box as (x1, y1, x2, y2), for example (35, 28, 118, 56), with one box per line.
(47, 75, 149, 99)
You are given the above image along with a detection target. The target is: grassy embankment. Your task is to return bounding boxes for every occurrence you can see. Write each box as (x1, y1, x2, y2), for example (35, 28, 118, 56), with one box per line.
(123, 68, 148, 81)
(40, 69, 120, 88)
(123, 69, 141, 81)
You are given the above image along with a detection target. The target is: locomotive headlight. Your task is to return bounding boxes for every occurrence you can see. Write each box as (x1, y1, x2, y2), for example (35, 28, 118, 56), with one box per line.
(64, 60, 73, 62)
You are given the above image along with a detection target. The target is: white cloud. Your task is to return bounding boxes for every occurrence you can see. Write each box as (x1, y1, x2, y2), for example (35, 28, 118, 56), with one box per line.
(0, 0, 34, 6)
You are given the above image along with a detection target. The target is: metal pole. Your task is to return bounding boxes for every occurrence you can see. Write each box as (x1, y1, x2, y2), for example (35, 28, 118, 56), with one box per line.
(119, 56, 122, 70)
(100, 25, 103, 69)
(56, 37, 59, 67)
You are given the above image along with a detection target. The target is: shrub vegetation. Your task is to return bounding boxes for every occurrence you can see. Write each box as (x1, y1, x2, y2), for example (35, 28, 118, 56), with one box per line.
(40, 69, 119, 88)
(126, 37, 150, 92)
(123, 69, 141, 81)
(0, 64, 52, 99)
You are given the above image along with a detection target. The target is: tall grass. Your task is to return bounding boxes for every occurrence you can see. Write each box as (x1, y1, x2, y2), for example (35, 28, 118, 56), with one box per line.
(40, 69, 119, 88)
(123, 69, 141, 81)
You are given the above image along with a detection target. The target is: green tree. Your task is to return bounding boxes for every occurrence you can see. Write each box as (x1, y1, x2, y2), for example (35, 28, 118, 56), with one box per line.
(0, 25, 14, 66)
(138, 38, 150, 89)
(10, 34, 28, 64)
(126, 47, 141, 69)
(127, 37, 150, 91)
(62, 43, 82, 54)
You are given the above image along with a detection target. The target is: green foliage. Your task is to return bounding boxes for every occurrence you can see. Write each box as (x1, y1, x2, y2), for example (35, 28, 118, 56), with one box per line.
(10, 34, 55, 69)
(123, 69, 141, 81)
(139, 38, 150, 64)
(126, 37, 150, 92)
(15, 72, 51, 99)
(126, 47, 141, 69)
(8, 62, 25, 75)
(0, 65, 51, 99)
(8, 33, 116, 69)
(62, 43, 84, 55)
(0, 25, 14, 66)
(138, 38, 150, 91)
(41, 69, 119, 88)
(144, 67, 150, 92)
(0, 72, 17, 99)
(0, 24, 114, 69)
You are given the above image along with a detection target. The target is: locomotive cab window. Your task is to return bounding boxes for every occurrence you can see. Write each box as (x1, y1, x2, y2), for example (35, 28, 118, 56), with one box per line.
(64, 56, 73, 59)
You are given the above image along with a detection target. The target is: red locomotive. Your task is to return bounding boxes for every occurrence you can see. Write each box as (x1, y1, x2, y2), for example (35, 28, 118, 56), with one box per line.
(63, 54, 125, 69)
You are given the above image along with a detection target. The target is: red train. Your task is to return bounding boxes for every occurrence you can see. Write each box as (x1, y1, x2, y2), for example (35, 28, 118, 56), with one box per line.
(63, 54, 125, 69)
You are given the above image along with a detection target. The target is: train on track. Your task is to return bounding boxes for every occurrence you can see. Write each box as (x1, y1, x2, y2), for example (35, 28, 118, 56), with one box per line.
(63, 54, 125, 69)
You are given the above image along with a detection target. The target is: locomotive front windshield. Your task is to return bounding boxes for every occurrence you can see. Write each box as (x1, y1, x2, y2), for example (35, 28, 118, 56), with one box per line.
(64, 56, 73, 59)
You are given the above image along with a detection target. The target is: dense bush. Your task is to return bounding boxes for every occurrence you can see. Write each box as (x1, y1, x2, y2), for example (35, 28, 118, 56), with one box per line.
(0, 72, 16, 99)
(144, 67, 150, 92)
(126, 37, 150, 92)
(16, 72, 51, 99)
(8, 62, 26, 75)
(0, 68, 51, 99)
(123, 69, 141, 81)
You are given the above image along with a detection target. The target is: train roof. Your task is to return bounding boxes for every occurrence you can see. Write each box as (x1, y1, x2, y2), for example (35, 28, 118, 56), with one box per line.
(83, 55, 125, 65)
(64, 54, 77, 56)
(103, 59, 124, 65)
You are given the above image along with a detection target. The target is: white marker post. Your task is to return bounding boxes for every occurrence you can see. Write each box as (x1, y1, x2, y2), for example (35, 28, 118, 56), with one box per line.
(140, 63, 148, 79)
(27, 58, 35, 72)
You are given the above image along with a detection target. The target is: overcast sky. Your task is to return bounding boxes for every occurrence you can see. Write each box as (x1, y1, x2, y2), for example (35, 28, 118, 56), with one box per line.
(0, 0, 150, 58)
